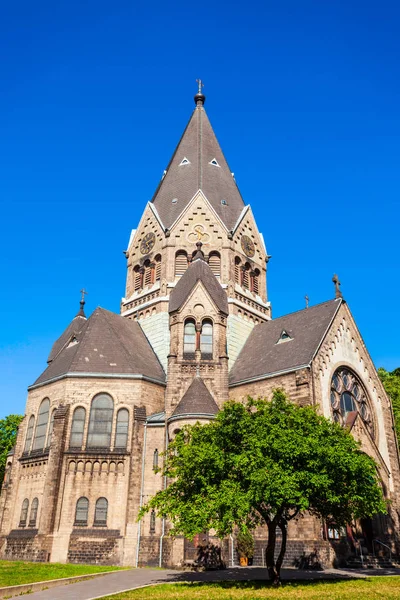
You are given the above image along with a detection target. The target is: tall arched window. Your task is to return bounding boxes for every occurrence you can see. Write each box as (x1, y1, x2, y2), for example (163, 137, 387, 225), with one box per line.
(154, 254, 162, 281)
(24, 416, 35, 453)
(150, 509, 156, 533)
(133, 265, 142, 291)
(70, 407, 86, 449)
(75, 497, 89, 526)
(209, 252, 221, 278)
(32, 399, 50, 452)
(241, 263, 250, 290)
(183, 319, 196, 357)
(153, 449, 159, 471)
(251, 268, 260, 295)
(19, 499, 29, 527)
(331, 368, 374, 437)
(94, 498, 108, 526)
(115, 409, 129, 449)
(29, 498, 39, 527)
(234, 257, 241, 284)
(87, 395, 114, 448)
(46, 409, 56, 448)
(200, 320, 213, 358)
(144, 259, 152, 287)
(175, 251, 188, 277)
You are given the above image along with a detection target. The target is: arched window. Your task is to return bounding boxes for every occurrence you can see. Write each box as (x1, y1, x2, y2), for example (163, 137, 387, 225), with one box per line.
(153, 449, 159, 471)
(183, 319, 196, 357)
(4, 462, 12, 486)
(19, 499, 29, 527)
(175, 251, 188, 277)
(46, 409, 56, 448)
(200, 320, 213, 358)
(24, 416, 35, 453)
(29, 498, 39, 527)
(154, 254, 162, 281)
(94, 497, 108, 526)
(87, 394, 114, 448)
(331, 368, 374, 437)
(241, 263, 250, 289)
(32, 399, 50, 452)
(150, 509, 156, 533)
(144, 259, 152, 287)
(234, 257, 241, 284)
(251, 269, 260, 295)
(209, 252, 221, 278)
(133, 265, 142, 291)
(115, 409, 129, 449)
(70, 407, 86, 449)
(75, 497, 89, 526)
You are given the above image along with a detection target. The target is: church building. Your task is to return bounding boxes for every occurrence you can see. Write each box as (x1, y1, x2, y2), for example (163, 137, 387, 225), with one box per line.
(1, 85, 399, 568)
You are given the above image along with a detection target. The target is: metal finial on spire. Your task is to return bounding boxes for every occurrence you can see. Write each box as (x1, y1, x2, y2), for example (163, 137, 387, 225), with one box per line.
(77, 288, 88, 318)
(194, 79, 206, 106)
(332, 274, 342, 299)
(305, 295, 309, 309)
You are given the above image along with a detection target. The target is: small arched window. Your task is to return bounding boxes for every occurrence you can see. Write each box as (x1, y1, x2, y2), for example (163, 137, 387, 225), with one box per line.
(29, 498, 39, 527)
(70, 407, 86, 449)
(19, 499, 29, 527)
(150, 509, 156, 533)
(87, 394, 114, 448)
(115, 409, 129, 449)
(153, 449, 159, 471)
(32, 399, 50, 452)
(183, 319, 196, 357)
(154, 254, 162, 281)
(200, 320, 213, 358)
(175, 251, 188, 277)
(144, 259, 152, 287)
(234, 257, 241, 285)
(251, 268, 260, 295)
(133, 265, 142, 291)
(46, 409, 56, 448)
(209, 252, 221, 278)
(75, 497, 89, 526)
(94, 497, 108, 526)
(241, 263, 251, 290)
(24, 416, 35, 453)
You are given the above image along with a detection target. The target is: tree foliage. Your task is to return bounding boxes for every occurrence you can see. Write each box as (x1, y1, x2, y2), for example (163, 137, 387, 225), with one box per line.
(378, 367, 400, 443)
(0, 414, 23, 491)
(141, 390, 386, 584)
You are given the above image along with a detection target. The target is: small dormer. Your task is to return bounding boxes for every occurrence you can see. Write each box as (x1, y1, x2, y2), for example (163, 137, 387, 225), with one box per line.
(276, 329, 293, 344)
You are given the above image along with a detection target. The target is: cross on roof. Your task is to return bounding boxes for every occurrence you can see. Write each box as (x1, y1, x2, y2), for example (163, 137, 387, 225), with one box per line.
(80, 288, 88, 303)
(332, 274, 342, 299)
(196, 79, 204, 94)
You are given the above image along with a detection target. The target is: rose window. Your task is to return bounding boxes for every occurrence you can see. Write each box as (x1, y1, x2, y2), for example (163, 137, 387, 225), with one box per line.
(330, 368, 374, 437)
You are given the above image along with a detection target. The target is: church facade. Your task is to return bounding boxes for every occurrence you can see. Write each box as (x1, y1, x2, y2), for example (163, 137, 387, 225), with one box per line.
(1, 87, 399, 568)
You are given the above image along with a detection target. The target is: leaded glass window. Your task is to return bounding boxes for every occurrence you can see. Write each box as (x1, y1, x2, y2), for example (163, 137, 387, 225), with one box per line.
(19, 499, 29, 527)
(94, 497, 108, 526)
(24, 416, 35, 453)
(183, 320, 196, 356)
(331, 368, 374, 436)
(200, 320, 213, 358)
(115, 409, 129, 449)
(87, 394, 114, 448)
(70, 407, 86, 449)
(29, 498, 38, 527)
(32, 399, 50, 451)
(75, 497, 89, 526)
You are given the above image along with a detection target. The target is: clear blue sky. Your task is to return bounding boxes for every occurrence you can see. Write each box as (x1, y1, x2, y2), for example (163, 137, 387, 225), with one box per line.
(1, 1, 399, 418)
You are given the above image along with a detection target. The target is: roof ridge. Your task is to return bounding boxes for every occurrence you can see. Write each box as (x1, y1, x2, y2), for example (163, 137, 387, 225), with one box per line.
(270, 298, 342, 323)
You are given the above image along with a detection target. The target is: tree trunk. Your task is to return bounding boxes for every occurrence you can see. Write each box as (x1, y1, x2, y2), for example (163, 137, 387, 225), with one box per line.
(275, 518, 287, 577)
(265, 521, 281, 586)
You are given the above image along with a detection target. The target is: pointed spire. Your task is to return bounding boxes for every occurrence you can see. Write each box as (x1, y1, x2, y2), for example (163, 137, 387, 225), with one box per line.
(76, 288, 87, 318)
(194, 79, 206, 106)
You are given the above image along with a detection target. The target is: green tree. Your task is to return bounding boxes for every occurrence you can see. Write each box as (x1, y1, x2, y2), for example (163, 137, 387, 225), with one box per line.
(141, 390, 386, 585)
(0, 414, 23, 491)
(378, 367, 400, 443)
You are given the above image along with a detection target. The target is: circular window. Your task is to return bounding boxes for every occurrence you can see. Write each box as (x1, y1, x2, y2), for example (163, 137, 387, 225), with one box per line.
(331, 368, 374, 437)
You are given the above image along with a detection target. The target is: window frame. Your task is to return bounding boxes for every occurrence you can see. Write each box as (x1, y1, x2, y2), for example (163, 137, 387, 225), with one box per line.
(114, 408, 129, 450)
(19, 499, 29, 527)
(86, 394, 114, 449)
(29, 498, 39, 528)
(94, 497, 108, 527)
(75, 497, 89, 527)
(32, 399, 50, 452)
(70, 406, 86, 449)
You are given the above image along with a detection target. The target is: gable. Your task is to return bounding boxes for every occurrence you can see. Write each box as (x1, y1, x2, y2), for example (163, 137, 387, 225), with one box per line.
(126, 203, 164, 267)
(232, 206, 267, 266)
(169, 191, 227, 247)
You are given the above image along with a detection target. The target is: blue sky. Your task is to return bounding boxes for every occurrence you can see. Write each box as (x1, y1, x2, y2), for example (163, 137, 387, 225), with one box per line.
(1, 1, 399, 418)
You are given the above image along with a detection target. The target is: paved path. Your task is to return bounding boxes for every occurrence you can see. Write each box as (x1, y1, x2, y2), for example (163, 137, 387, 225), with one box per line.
(21, 566, 400, 600)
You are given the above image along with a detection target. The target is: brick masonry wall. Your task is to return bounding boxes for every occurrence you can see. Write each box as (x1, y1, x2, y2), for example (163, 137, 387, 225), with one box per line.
(67, 529, 122, 565)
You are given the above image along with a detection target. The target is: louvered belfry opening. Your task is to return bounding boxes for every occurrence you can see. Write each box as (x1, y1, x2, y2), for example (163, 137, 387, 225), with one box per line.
(234, 257, 241, 284)
(208, 252, 221, 278)
(154, 254, 161, 281)
(175, 250, 188, 277)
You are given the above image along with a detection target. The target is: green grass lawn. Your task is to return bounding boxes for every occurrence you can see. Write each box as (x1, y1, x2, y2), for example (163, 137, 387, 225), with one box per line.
(98, 577, 400, 600)
(0, 560, 125, 587)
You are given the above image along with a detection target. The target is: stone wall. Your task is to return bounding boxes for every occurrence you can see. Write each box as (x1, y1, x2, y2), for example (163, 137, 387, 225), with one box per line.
(67, 529, 122, 565)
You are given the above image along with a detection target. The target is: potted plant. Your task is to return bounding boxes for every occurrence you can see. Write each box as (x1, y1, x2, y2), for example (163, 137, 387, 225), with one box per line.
(236, 530, 254, 566)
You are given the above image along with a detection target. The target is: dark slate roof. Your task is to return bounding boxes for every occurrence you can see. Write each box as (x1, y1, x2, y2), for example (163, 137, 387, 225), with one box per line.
(229, 299, 342, 385)
(171, 377, 219, 418)
(32, 308, 165, 387)
(151, 105, 245, 231)
(169, 258, 228, 315)
(47, 314, 87, 363)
